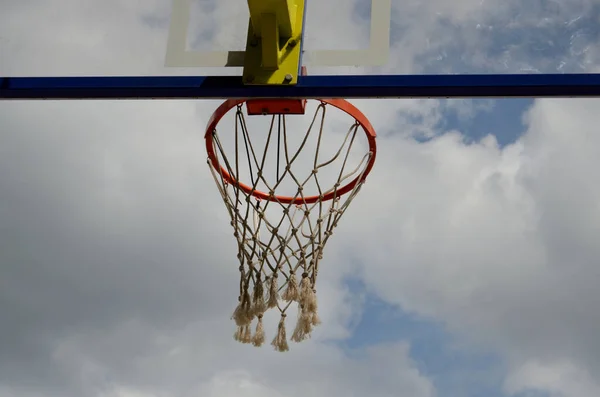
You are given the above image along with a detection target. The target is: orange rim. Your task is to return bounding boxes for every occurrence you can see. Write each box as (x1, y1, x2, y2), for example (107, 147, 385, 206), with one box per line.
(205, 98, 377, 204)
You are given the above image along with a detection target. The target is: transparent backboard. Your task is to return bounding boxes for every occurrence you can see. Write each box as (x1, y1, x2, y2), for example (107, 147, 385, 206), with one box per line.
(1, 0, 598, 77)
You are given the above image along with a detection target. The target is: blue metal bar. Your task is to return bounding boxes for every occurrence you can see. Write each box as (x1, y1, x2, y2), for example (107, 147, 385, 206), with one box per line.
(1, 74, 600, 100)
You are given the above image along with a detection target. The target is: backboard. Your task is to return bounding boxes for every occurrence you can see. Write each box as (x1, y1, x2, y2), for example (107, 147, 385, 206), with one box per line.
(1, 0, 599, 98)
(3, 0, 599, 76)
(1, 0, 392, 77)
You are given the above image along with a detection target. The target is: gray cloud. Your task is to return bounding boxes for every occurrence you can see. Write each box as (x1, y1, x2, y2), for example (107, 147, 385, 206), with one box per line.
(2, 0, 600, 396)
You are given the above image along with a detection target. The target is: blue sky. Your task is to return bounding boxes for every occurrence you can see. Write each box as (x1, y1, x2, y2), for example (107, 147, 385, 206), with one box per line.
(341, 280, 556, 397)
(345, 288, 507, 397)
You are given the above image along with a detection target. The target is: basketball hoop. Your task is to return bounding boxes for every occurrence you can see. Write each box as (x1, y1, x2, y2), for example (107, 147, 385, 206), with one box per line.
(205, 98, 376, 351)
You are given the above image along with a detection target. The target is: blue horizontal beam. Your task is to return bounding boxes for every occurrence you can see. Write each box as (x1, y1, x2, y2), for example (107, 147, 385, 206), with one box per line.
(1, 74, 600, 100)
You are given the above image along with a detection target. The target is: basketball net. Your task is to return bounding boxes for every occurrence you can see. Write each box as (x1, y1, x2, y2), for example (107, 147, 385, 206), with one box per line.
(206, 100, 375, 351)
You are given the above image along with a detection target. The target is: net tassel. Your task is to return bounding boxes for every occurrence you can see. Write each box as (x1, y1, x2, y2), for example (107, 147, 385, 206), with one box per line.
(232, 288, 253, 327)
(252, 314, 265, 347)
(291, 305, 312, 342)
(299, 273, 318, 317)
(282, 271, 299, 302)
(234, 324, 253, 344)
(310, 290, 321, 326)
(291, 274, 320, 342)
(242, 324, 253, 343)
(266, 274, 279, 309)
(252, 274, 266, 316)
(234, 326, 243, 342)
(271, 314, 289, 352)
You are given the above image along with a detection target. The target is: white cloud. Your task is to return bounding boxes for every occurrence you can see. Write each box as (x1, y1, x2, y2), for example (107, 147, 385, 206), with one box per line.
(0, 99, 434, 397)
(346, 97, 600, 396)
(505, 359, 600, 397)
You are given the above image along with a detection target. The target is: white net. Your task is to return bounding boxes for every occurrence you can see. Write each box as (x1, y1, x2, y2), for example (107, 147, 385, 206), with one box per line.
(206, 100, 375, 351)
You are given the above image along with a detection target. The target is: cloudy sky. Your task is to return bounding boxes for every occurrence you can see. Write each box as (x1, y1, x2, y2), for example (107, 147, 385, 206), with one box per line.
(1, 0, 600, 396)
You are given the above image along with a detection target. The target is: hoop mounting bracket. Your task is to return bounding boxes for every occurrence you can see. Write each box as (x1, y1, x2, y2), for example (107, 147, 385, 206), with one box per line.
(243, 0, 305, 86)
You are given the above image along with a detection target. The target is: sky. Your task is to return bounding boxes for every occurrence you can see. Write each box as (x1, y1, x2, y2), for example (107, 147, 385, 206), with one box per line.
(1, 0, 600, 396)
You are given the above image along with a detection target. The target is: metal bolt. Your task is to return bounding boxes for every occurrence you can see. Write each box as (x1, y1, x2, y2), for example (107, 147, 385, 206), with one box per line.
(288, 39, 297, 47)
(284, 74, 293, 82)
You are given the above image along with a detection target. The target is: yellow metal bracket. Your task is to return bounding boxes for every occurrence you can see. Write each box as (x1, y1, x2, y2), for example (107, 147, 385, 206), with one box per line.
(243, 0, 305, 86)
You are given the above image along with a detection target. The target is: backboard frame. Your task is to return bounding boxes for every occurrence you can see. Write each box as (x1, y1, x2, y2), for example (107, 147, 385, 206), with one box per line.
(164, 0, 392, 69)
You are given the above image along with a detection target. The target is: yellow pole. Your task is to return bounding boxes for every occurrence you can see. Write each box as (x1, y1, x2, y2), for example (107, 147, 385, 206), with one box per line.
(243, 0, 305, 85)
